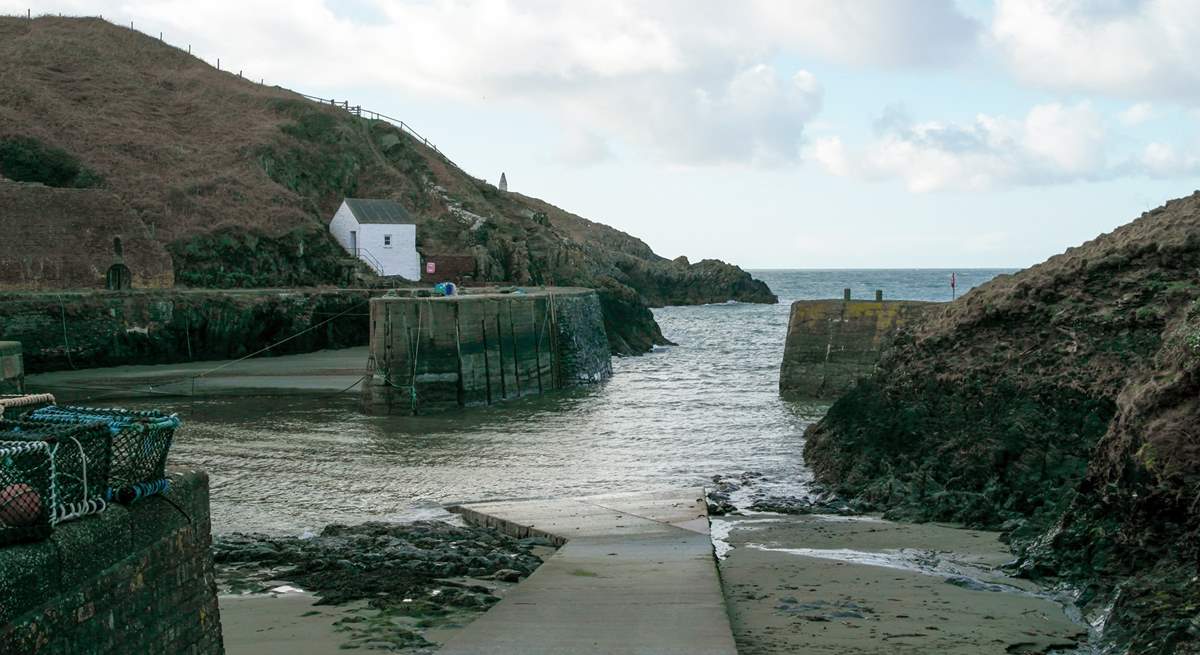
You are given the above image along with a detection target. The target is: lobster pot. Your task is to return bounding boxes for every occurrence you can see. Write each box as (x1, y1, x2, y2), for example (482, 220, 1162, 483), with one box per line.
(25, 407, 179, 503)
(0, 394, 56, 419)
(0, 420, 112, 545)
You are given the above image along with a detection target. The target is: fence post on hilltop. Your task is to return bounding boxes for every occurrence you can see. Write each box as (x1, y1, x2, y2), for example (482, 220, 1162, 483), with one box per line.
(217, 58, 220, 70)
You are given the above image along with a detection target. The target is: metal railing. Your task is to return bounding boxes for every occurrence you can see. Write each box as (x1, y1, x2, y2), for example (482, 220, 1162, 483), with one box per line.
(353, 248, 387, 276)
(297, 94, 462, 172)
(8, 12, 465, 176)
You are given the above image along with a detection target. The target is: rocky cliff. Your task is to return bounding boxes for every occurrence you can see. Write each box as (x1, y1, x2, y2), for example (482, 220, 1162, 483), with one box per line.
(0, 16, 775, 355)
(804, 192, 1200, 653)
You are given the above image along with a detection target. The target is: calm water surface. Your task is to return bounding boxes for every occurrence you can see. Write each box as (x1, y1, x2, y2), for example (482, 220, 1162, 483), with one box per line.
(165, 269, 1012, 534)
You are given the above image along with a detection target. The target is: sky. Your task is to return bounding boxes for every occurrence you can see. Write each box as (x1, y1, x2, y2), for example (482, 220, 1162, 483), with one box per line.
(8, 0, 1200, 268)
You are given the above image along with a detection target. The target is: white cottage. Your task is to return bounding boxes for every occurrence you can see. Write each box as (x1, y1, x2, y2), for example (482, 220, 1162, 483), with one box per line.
(329, 198, 420, 280)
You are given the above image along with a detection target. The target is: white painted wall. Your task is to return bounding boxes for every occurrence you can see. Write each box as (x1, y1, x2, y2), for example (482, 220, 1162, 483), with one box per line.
(360, 223, 419, 280)
(328, 201, 421, 280)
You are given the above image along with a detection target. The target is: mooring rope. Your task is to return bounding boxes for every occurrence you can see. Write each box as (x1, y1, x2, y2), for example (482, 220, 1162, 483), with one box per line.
(57, 294, 78, 370)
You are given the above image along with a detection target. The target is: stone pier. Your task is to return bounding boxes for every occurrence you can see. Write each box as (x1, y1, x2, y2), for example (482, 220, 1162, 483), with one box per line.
(779, 298, 938, 399)
(363, 288, 611, 414)
(0, 341, 22, 392)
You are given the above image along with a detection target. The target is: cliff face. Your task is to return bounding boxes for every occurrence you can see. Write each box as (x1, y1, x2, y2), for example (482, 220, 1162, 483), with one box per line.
(804, 192, 1200, 653)
(0, 16, 775, 355)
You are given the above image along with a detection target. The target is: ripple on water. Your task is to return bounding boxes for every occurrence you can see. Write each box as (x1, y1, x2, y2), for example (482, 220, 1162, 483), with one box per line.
(148, 270, 1007, 534)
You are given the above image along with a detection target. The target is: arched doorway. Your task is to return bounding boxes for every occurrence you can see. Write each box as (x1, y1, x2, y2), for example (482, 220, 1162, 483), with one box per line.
(106, 263, 132, 290)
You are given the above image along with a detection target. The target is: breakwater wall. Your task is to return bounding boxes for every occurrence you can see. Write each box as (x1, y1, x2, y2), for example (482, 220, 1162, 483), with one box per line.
(0, 469, 223, 654)
(0, 288, 380, 373)
(364, 288, 612, 414)
(779, 299, 939, 399)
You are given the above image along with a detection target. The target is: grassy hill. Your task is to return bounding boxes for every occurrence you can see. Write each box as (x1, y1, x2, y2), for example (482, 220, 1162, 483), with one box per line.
(0, 16, 776, 354)
(805, 192, 1200, 653)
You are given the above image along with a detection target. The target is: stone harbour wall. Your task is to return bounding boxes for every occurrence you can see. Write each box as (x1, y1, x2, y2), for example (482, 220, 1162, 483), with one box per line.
(0, 288, 380, 373)
(0, 341, 23, 392)
(364, 288, 612, 414)
(0, 469, 223, 654)
(779, 299, 939, 400)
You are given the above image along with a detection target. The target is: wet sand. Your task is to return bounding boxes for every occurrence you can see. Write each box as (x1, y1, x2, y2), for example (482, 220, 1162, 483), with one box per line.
(220, 592, 353, 655)
(716, 514, 1086, 654)
(26, 346, 370, 401)
(221, 581, 519, 654)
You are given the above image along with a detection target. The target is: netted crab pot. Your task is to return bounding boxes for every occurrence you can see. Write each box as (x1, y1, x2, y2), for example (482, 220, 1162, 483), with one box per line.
(23, 407, 179, 504)
(0, 419, 112, 545)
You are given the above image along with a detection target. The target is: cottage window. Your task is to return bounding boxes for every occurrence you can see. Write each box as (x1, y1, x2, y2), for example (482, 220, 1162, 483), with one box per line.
(383, 234, 392, 247)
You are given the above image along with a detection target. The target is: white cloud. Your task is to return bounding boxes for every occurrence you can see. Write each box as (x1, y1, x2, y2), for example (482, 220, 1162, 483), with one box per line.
(1131, 142, 1200, 178)
(1119, 102, 1155, 125)
(812, 101, 1200, 191)
(3, 0, 978, 165)
(810, 103, 1115, 192)
(553, 129, 612, 167)
(749, 0, 980, 67)
(992, 0, 1200, 101)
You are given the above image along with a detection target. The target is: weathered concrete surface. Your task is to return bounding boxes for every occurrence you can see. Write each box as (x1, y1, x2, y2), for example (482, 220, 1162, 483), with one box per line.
(364, 287, 612, 414)
(443, 488, 737, 655)
(779, 299, 938, 399)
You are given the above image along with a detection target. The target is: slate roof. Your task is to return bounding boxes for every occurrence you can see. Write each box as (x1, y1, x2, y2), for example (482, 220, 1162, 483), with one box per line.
(343, 198, 415, 225)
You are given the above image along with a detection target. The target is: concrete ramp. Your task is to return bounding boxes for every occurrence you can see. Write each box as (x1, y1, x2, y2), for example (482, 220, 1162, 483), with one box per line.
(443, 488, 736, 655)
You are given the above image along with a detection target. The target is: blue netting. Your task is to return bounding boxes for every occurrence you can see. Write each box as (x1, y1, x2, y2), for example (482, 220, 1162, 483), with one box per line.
(24, 407, 178, 503)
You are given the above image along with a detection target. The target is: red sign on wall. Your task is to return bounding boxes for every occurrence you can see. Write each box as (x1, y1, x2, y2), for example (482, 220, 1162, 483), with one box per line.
(426, 262, 436, 274)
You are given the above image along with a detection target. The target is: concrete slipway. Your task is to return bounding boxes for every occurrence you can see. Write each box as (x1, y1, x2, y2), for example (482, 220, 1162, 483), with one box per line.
(443, 488, 737, 655)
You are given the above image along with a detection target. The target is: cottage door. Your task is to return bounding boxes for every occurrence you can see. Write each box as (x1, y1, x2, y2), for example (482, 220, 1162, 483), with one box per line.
(350, 230, 358, 256)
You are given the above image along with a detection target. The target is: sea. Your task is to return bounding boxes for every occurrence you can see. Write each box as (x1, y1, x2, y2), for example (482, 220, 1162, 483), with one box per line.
(168, 269, 1014, 535)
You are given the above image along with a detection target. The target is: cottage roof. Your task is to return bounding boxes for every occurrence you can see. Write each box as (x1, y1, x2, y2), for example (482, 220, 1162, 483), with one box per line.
(343, 198, 415, 225)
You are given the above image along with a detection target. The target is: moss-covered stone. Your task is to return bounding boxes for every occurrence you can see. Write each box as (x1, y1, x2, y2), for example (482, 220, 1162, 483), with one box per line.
(169, 225, 350, 288)
(49, 505, 130, 586)
(0, 539, 60, 625)
(0, 288, 374, 373)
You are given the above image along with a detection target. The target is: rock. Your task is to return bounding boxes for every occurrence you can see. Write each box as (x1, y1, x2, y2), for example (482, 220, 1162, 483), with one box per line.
(491, 569, 523, 582)
(801, 192, 1200, 654)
